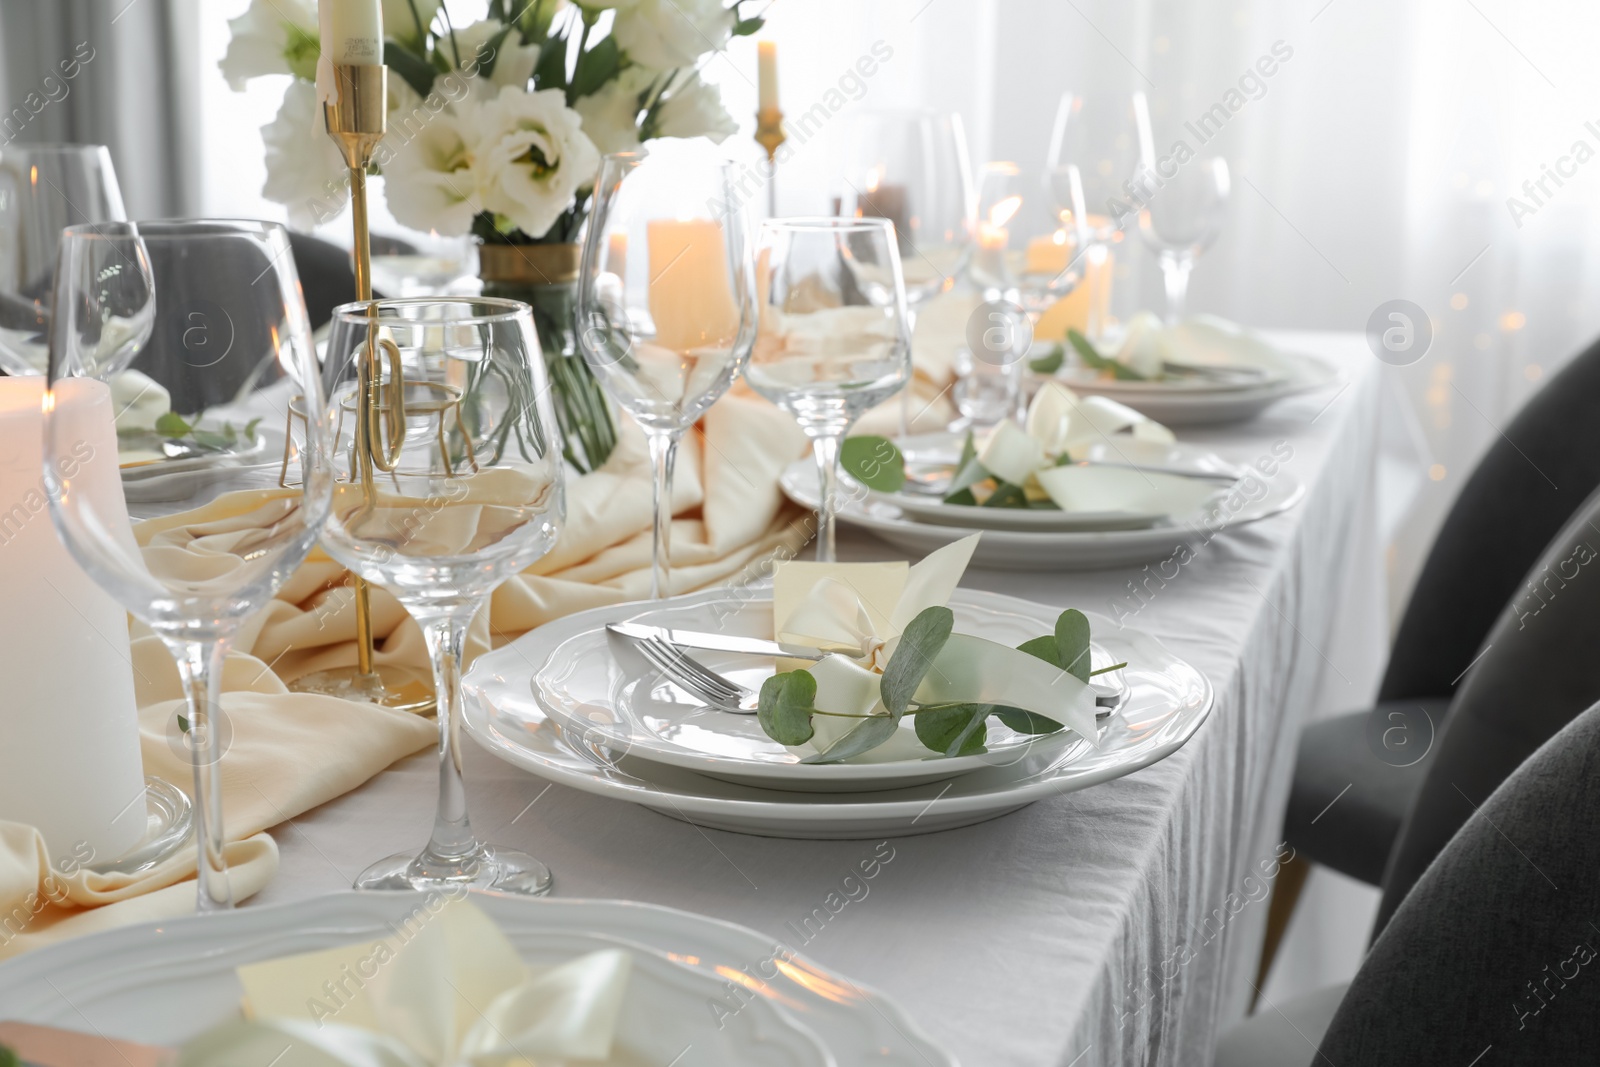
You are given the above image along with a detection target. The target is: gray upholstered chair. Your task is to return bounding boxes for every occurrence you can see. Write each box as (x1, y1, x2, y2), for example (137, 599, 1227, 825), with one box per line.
(1217, 698, 1600, 1064)
(1218, 489, 1600, 1064)
(1282, 334, 1600, 887)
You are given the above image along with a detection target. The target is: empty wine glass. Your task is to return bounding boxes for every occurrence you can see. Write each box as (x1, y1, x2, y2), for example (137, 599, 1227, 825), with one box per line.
(745, 218, 911, 562)
(45, 220, 333, 911)
(1134, 136, 1230, 323)
(837, 109, 974, 433)
(970, 162, 1090, 319)
(577, 142, 756, 599)
(0, 144, 127, 375)
(319, 297, 564, 895)
(1047, 92, 1146, 339)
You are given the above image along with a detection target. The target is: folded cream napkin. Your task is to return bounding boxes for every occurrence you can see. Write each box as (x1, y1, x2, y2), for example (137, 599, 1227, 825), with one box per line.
(0, 394, 808, 960)
(179, 898, 631, 1067)
(1087, 312, 1293, 380)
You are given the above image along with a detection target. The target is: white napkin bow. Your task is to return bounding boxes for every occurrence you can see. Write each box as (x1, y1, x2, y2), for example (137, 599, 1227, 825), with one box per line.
(178, 899, 632, 1067)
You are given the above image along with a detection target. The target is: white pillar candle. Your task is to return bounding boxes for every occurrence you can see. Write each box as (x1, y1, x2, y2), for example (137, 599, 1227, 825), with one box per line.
(757, 41, 779, 112)
(320, 0, 384, 65)
(0, 378, 145, 866)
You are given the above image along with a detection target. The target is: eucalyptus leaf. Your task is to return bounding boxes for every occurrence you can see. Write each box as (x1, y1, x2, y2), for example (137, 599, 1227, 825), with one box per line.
(758, 670, 816, 746)
(984, 482, 1028, 508)
(956, 430, 977, 471)
(948, 455, 989, 494)
(915, 702, 990, 756)
(733, 16, 765, 35)
(994, 707, 1064, 735)
(800, 714, 899, 764)
(0, 1044, 18, 1067)
(840, 435, 906, 492)
(155, 411, 192, 437)
(944, 487, 977, 506)
(880, 606, 954, 717)
(1029, 343, 1065, 375)
(1016, 634, 1063, 669)
(1055, 608, 1093, 682)
(1068, 328, 1146, 381)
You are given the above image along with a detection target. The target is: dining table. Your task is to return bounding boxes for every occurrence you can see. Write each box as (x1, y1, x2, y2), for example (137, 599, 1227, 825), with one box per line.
(251, 331, 1385, 1067)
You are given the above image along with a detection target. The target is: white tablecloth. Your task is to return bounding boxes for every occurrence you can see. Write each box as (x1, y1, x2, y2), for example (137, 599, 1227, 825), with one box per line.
(253, 332, 1384, 1067)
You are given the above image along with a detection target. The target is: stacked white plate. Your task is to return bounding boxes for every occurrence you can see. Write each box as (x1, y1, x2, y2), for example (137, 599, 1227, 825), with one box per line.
(783, 435, 1304, 571)
(0, 889, 952, 1064)
(462, 585, 1213, 838)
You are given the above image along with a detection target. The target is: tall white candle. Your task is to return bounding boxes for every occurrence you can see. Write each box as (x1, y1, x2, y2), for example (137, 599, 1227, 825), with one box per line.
(320, 0, 384, 66)
(0, 378, 145, 867)
(758, 41, 779, 112)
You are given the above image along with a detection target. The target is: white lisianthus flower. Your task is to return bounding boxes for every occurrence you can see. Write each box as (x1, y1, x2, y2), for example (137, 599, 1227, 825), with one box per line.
(383, 0, 441, 45)
(219, 0, 319, 89)
(261, 80, 350, 230)
(573, 66, 656, 154)
(450, 19, 539, 89)
(572, 0, 638, 9)
(472, 86, 602, 238)
(380, 79, 485, 236)
(613, 0, 734, 71)
(654, 72, 735, 143)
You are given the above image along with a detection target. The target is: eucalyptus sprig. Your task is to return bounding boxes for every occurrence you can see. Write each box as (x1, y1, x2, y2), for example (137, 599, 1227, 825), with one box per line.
(840, 430, 1073, 511)
(120, 412, 264, 455)
(757, 606, 1123, 762)
(1067, 328, 1148, 381)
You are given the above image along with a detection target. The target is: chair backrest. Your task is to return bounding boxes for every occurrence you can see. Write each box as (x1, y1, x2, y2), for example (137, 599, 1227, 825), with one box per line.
(1379, 334, 1600, 702)
(1374, 481, 1600, 932)
(1318, 700, 1600, 1063)
(287, 231, 357, 330)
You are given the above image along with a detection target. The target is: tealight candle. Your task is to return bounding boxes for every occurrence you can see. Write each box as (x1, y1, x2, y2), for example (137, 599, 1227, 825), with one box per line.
(646, 218, 740, 353)
(0, 378, 145, 866)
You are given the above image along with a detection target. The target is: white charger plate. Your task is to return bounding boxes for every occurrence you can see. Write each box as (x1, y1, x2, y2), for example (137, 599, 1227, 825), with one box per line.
(462, 587, 1212, 838)
(0, 891, 952, 1065)
(1054, 350, 1341, 426)
(784, 463, 1304, 571)
(534, 590, 1099, 793)
(876, 435, 1239, 533)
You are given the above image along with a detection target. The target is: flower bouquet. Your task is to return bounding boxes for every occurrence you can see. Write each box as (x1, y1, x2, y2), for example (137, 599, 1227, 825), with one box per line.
(220, 0, 761, 470)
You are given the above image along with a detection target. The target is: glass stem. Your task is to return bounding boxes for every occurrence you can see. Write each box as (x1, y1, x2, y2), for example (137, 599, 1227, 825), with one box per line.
(1160, 252, 1193, 326)
(898, 303, 921, 438)
(167, 637, 232, 912)
(809, 429, 845, 563)
(646, 429, 681, 599)
(414, 606, 483, 877)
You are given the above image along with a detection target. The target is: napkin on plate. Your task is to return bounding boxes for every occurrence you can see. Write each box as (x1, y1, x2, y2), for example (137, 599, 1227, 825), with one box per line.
(177, 898, 631, 1067)
(1077, 312, 1295, 381)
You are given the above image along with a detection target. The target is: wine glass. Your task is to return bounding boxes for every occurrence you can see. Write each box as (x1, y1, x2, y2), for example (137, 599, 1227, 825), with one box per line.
(1133, 99, 1230, 323)
(1047, 92, 1146, 339)
(970, 162, 1090, 319)
(745, 218, 911, 562)
(0, 144, 127, 375)
(319, 297, 564, 895)
(45, 220, 333, 911)
(577, 143, 757, 599)
(837, 109, 974, 433)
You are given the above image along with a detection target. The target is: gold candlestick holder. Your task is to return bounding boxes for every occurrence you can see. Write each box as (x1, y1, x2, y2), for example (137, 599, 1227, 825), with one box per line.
(755, 107, 786, 218)
(289, 63, 434, 716)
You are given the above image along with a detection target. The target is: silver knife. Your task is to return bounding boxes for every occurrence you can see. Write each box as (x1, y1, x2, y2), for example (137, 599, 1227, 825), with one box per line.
(605, 621, 1126, 712)
(606, 621, 828, 660)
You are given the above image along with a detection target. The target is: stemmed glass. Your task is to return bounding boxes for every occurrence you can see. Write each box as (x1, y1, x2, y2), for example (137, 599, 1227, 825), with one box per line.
(0, 144, 127, 375)
(837, 109, 974, 433)
(577, 142, 756, 599)
(45, 220, 333, 911)
(319, 297, 565, 895)
(1047, 92, 1146, 340)
(745, 218, 911, 562)
(1133, 98, 1230, 323)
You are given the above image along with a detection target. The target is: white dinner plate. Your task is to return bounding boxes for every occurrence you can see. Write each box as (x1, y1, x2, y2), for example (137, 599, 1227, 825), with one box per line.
(875, 435, 1240, 533)
(0, 891, 952, 1065)
(463, 587, 1213, 838)
(1051, 349, 1342, 426)
(784, 462, 1304, 571)
(533, 590, 1101, 792)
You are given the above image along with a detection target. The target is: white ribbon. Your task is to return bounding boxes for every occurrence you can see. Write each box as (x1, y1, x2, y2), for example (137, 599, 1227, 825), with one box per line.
(178, 900, 631, 1067)
(775, 534, 1099, 752)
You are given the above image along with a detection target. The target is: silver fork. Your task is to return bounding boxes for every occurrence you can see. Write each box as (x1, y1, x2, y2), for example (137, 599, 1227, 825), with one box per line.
(635, 635, 759, 714)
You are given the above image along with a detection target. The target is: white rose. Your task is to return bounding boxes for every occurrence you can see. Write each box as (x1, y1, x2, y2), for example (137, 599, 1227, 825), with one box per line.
(383, 0, 441, 44)
(612, 0, 734, 71)
(448, 19, 539, 88)
(653, 72, 735, 143)
(573, 66, 656, 155)
(472, 86, 602, 239)
(382, 88, 485, 236)
(219, 0, 319, 89)
(261, 80, 351, 230)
